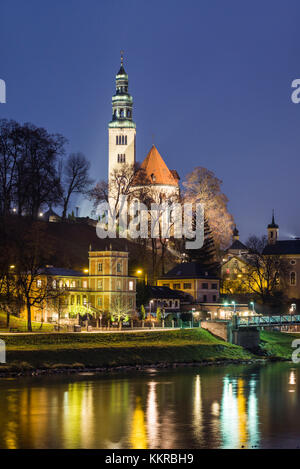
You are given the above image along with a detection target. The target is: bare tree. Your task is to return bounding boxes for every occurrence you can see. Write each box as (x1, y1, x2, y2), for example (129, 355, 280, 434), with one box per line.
(89, 180, 109, 207)
(241, 235, 289, 306)
(183, 167, 234, 250)
(90, 163, 151, 211)
(110, 296, 131, 328)
(61, 153, 93, 219)
(9, 222, 65, 331)
(0, 119, 19, 217)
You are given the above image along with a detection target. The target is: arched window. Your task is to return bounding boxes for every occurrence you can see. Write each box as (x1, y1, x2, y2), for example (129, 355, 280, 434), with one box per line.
(120, 109, 124, 118)
(291, 272, 296, 286)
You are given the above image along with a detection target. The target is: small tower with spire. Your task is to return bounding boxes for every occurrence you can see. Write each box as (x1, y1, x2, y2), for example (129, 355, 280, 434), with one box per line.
(233, 226, 240, 241)
(108, 52, 136, 189)
(267, 210, 279, 245)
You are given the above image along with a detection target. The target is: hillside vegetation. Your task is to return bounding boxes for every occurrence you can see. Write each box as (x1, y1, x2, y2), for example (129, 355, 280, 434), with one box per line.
(0, 329, 253, 372)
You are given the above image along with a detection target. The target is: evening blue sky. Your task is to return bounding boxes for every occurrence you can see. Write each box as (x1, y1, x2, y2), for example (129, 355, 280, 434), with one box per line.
(1, 0, 300, 241)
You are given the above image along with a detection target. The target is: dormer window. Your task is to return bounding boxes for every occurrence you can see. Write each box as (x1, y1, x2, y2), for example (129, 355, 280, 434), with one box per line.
(151, 173, 156, 182)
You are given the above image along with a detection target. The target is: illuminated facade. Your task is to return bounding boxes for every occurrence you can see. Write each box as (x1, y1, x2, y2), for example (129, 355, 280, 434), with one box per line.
(157, 262, 220, 303)
(26, 249, 136, 322)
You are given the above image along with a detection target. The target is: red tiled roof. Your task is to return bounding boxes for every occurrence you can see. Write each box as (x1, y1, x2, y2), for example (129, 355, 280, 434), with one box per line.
(139, 145, 179, 186)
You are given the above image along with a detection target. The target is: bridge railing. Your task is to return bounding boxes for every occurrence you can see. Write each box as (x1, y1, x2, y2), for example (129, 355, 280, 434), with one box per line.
(237, 315, 300, 327)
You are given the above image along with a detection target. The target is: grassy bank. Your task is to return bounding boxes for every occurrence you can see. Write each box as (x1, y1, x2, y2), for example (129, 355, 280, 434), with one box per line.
(260, 330, 299, 360)
(0, 329, 253, 372)
(0, 312, 54, 332)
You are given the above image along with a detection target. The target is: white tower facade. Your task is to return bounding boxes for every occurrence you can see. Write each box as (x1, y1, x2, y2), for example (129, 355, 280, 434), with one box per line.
(108, 56, 136, 188)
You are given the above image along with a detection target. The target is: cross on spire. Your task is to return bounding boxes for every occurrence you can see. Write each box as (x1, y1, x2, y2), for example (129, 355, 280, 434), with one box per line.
(120, 50, 124, 66)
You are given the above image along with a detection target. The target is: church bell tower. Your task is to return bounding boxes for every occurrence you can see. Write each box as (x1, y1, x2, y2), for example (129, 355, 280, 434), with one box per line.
(267, 210, 279, 245)
(108, 53, 136, 187)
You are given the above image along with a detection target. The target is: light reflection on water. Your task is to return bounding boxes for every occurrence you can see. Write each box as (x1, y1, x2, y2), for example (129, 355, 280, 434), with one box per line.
(0, 362, 300, 449)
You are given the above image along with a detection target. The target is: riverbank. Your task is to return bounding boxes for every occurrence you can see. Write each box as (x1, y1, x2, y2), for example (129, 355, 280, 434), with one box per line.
(0, 329, 296, 377)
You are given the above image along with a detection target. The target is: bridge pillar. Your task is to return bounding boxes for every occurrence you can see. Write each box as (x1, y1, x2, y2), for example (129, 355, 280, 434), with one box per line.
(232, 328, 260, 349)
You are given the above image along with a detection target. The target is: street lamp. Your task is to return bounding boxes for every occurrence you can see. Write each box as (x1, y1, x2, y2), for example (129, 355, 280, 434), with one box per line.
(136, 269, 148, 284)
(150, 300, 154, 318)
(231, 301, 236, 314)
(250, 301, 255, 314)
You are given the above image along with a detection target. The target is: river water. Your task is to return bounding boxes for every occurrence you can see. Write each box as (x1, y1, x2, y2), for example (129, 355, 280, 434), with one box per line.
(0, 362, 299, 449)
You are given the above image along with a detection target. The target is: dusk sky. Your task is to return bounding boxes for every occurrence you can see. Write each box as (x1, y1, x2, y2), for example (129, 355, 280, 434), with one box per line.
(2, 0, 300, 241)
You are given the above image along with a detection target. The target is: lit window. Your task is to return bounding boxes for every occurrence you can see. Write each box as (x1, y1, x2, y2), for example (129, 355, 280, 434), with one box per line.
(117, 280, 121, 290)
(52, 280, 57, 289)
(71, 281, 76, 288)
(98, 263, 102, 272)
(65, 280, 70, 288)
(97, 280, 103, 290)
(129, 280, 134, 291)
(291, 272, 296, 286)
(83, 281, 88, 289)
(37, 279, 42, 288)
(83, 296, 87, 305)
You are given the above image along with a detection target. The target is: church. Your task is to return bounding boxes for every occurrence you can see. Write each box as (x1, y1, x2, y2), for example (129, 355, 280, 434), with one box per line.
(108, 55, 180, 200)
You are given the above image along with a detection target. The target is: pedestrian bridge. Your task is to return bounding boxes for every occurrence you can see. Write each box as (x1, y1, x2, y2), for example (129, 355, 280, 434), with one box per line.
(237, 315, 300, 328)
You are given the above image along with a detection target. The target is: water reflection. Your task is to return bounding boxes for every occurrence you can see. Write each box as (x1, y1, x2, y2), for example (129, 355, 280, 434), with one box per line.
(0, 363, 299, 448)
(220, 376, 259, 448)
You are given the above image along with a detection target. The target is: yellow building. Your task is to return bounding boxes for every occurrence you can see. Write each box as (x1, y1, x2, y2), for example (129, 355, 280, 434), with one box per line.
(27, 249, 136, 323)
(157, 262, 220, 303)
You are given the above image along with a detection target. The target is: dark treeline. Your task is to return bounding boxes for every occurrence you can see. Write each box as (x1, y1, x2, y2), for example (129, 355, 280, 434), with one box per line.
(0, 119, 93, 220)
(0, 119, 93, 330)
